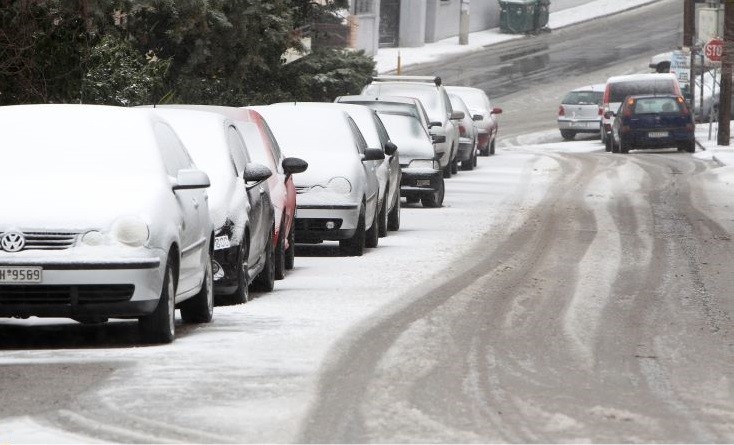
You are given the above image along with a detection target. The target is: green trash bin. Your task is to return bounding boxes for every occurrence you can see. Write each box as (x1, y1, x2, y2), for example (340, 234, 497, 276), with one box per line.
(534, 0, 550, 29)
(498, 0, 537, 34)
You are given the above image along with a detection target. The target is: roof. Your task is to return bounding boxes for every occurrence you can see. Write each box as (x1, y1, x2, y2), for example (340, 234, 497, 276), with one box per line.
(606, 73, 677, 84)
(572, 83, 606, 92)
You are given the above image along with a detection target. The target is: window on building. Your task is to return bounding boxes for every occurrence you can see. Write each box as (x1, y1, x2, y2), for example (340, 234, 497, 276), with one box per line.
(355, 0, 374, 14)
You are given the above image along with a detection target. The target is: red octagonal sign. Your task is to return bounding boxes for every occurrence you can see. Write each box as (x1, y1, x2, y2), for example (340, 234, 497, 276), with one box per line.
(705, 38, 724, 63)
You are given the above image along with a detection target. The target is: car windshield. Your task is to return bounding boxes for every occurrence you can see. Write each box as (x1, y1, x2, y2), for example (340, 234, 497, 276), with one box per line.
(378, 112, 429, 141)
(259, 108, 356, 157)
(610, 80, 676, 103)
(344, 101, 421, 122)
(631, 97, 684, 114)
(365, 84, 442, 119)
(563, 91, 603, 105)
(452, 90, 486, 110)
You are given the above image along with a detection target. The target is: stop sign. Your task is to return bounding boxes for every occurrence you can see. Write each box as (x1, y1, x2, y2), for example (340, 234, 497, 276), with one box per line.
(705, 38, 724, 63)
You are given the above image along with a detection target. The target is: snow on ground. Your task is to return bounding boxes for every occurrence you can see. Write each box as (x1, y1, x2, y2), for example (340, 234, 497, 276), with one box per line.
(374, 0, 661, 74)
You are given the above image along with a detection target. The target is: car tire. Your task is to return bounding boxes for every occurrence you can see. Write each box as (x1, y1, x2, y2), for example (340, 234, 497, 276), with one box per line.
(442, 164, 452, 179)
(365, 202, 379, 248)
(605, 136, 612, 152)
(451, 159, 458, 175)
(422, 177, 445, 208)
(560, 130, 576, 140)
(461, 151, 475, 171)
(406, 196, 420, 204)
(219, 240, 249, 306)
(473, 152, 478, 167)
(340, 205, 365, 256)
(619, 137, 629, 154)
(479, 147, 489, 157)
(489, 140, 496, 155)
(274, 223, 286, 280)
(180, 257, 214, 324)
(377, 196, 388, 237)
(284, 226, 295, 270)
(685, 141, 696, 153)
(252, 229, 275, 292)
(139, 260, 176, 344)
(387, 192, 400, 231)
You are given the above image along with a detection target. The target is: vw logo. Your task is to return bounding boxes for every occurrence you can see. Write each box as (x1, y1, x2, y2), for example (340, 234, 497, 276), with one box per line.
(1, 232, 26, 252)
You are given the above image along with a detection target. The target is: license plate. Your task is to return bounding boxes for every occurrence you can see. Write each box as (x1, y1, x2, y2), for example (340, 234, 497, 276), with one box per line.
(214, 235, 231, 251)
(416, 179, 431, 187)
(0, 266, 43, 284)
(649, 131, 668, 138)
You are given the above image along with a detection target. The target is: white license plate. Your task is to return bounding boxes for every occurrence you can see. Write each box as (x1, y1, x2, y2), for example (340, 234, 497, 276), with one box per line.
(649, 131, 668, 138)
(0, 266, 43, 284)
(214, 235, 231, 251)
(416, 179, 431, 187)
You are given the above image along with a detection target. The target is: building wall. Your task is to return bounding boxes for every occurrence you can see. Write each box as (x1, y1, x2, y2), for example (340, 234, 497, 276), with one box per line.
(398, 0, 427, 47)
(350, 0, 381, 55)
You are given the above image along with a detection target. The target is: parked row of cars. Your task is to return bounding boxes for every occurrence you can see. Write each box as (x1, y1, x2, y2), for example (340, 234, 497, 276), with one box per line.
(557, 72, 695, 153)
(0, 76, 502, 344)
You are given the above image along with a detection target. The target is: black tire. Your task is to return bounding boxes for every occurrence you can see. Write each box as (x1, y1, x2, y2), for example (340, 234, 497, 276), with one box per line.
(252, 230, 275, 292)
(365, 202, 379, 248)
(605, 136, 612, 152)
(489, 140, 496, 155)
(406, 196, 420, 204)
(442, 163, 452, 179)
(685, 141, 696, 153)
(387, 191, 401, 231)
(619, 137, 629, 154)
(139, 260, 176, 344)
(180, 258, 214, 324)
(284, 226, 295, 270)
(219, 240, 249, 305)
(340, 206, 365, 256)
(377, 196, 388, 237)
(451, 159, 458, 175)
(421, 177, 445, 208)
(274, 223, 286, 280)
(461, 151, 475, 171)
(473, 152, 478, 167)
(560, 130, 576, 140)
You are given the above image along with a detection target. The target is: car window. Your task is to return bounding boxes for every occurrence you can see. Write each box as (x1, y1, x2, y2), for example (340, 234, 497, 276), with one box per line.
(239, 121, 279, 173)
(610, 79, 677, 103)
(631, 97, 685, 114)
(261, 123, 284, 174)
(364, 84, 442, 119)
(442, 89, 453, 116)
(226, 125, 249, 175)
(563, 91, 603, 105)
(155, 122, 193, 177)
(347, 116, 368, 154)
(372, 113, 391, 147)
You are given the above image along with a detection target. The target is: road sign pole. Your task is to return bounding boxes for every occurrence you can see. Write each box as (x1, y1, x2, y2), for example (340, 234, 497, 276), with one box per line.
(717, 1, 734, 146)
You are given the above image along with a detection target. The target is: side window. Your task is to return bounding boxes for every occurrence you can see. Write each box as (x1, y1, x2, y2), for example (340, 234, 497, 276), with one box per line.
(347, 116, 368, 154)
(442, 89, 453, 116)
(155, 122, 193, 177)
(373, 113, 390, 147)
(226, 125, 249, 175)
(262, 123, 284, 174)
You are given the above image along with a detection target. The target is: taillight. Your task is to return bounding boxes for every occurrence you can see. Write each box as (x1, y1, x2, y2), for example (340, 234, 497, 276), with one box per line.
(677, 96, 690, 115)
(623, 98, 635, 118)
(598, 107, 603, 116)
(558, 106, 565, 117)
(459, 124, 466, 137)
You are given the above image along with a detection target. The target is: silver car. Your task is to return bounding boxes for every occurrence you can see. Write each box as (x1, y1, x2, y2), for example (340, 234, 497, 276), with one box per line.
(253, 104, 385, 257)
(557, 84, 605, 140)
(445, 86, 503, 156)
(448, 93, 479, 171)
(0, 105, 214, 344)
(362, 76, 464, 179)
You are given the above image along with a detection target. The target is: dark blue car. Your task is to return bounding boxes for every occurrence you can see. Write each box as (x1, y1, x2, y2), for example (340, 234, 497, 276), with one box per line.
(610, 94, 695, 153)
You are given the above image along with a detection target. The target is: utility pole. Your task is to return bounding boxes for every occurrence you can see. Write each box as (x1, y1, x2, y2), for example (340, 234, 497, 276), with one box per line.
(718, 0, 733, 146)
(459, 0, 470, 45)
(684, 0, 696, 113)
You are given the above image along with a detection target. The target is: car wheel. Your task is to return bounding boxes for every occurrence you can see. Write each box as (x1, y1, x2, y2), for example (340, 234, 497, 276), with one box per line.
(387, 191, 400, 231)
(252, 228, 275, 292)
(473, 152, 478, 167)
(461, 152, 474, 171)
(685, 141, 696, 153)
(139, 260, 176, 344)
(422, 177, 445, 208)
(605, 136, 612, 152)
(284, 226, 295, 270)
(560, 130, 576, 140)
(377, 196, 388, 237)
(180, 257, 214, 324)
(489, 140, 496, 155)
(365, 202, 379, 248)
(219, 240, 249, 305)
(442, 163, 452, 179)
(451, 159, 458, 175)
(274, 224, 286, 280)
(340, 205, 365, 256)
(619, 137, 629, 154)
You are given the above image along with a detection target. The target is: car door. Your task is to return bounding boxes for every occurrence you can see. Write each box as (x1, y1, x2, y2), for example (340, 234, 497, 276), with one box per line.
(155, 122, 209, 296)
(373, 113, 400, 207)
(441, 88, 459, 156)
(347, 117, 379, 223)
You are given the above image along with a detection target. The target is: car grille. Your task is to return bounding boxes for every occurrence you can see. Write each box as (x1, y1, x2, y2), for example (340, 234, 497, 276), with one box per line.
(0, 285, 135, 305)
(2, 231, 79, 251)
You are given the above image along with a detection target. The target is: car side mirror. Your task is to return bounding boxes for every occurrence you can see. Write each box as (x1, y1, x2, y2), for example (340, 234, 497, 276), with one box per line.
(432, 134, 447, 144)
(243, 162, 272, 184)
(384, 141, 398, 156)
(362, 148, 385, 162)
(172, 169, 210, 191)
(282, 157, 308, 175)
(450, 110, 465, 120)
(428, 121, 443, 128)
(491, 107, 503, 115)
(472, 114, 484, 121)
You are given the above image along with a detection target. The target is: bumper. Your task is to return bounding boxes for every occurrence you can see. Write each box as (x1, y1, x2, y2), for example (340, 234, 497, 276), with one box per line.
(558, 119, 601, 133)
(212, 244, 239, 292)
(0, 253, 164, 319)
(294, 204, 360, 243)
(622, 130, 695, 150)
(400, 168, 443, 199)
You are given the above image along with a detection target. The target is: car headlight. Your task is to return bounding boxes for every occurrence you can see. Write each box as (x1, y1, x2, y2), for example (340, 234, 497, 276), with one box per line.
(81, 230, 107, 246)
(408, 159, 439, 170)
(111, 216, 150, 247)
(325, 177, 352, 194)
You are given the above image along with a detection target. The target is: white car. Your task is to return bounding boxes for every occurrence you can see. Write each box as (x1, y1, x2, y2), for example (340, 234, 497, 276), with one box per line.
(149, 108, 275, 304)
(0, 104, 214, 344)
(557, 84, 605, 140)
(445, 86, 502, 156)
(253, 104, 384, 256)
(448, 93, 479, 170)
(362, 76, 464, 178)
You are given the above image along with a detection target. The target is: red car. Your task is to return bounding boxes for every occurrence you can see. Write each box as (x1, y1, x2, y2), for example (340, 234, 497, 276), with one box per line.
(236, 109, 307, 279)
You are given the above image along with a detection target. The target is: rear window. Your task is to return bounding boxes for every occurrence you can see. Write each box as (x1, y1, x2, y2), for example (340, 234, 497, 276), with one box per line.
(631, 97, 684, 115)
(562, 91, 603, 105)
(610, 79, 677, 103)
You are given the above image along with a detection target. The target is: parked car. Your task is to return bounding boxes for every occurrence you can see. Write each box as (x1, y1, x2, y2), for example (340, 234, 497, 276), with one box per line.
(281, 102, 401, 235)
(362, 76, 464, 178)
(448, 93, 479, 170)
(377, 110, 445, 208)
(557, 84, 605, 140)
(445, 85, 502, 156)
(609, 94, 695, 153)
(0, 104, 214, 344)
(252, 104, 384, 256)
(150, 105, 308, 281)
(601, 73, 682, 151)
(150, 108, 276, 303)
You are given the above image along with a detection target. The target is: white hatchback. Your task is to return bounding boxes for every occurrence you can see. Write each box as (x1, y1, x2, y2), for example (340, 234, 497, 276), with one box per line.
(0, 105, 214, 343)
